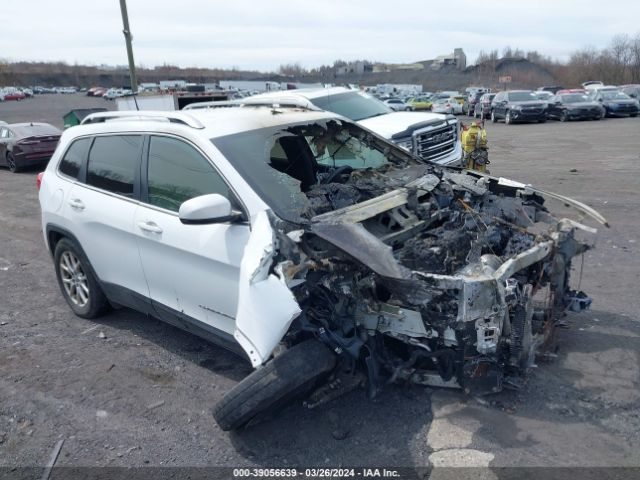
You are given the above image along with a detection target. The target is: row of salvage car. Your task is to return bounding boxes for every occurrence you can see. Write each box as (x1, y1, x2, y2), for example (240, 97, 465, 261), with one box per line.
(471, 86, 639, 123)
(38, 88, 608, 431)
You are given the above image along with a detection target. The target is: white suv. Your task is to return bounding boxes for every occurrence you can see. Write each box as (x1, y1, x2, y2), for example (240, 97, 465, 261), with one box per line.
(40, 108, 603, 430)
(235, 87, 463, 166)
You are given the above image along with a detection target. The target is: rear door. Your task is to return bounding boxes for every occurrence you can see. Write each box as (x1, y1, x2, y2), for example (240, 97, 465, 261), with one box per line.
(134, 134, 250, 338)
(66, 134, 150, 309)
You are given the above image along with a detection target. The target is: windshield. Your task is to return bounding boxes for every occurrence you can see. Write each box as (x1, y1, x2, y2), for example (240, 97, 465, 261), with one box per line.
(211, 119, 420, 223)
(602, 91, 630, 100)
(508, 91, 537, 102)
(311, 91, 392, 121)
(560, 94, 589, 103)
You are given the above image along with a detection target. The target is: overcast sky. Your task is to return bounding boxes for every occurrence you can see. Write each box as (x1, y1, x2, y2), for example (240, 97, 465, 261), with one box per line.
(2, 0, 638, 71)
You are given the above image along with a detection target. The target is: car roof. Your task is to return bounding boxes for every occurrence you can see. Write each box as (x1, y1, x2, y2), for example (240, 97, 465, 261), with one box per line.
(77, 106, 344, 139)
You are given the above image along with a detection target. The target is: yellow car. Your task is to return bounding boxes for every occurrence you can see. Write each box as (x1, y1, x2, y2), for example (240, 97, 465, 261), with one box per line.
(407, 96, 433, 110)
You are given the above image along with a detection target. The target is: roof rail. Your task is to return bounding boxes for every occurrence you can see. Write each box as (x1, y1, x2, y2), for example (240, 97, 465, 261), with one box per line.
(81, 111, 205, 129)
(183, 100, 243, 110)
(240, 96, 320, 110)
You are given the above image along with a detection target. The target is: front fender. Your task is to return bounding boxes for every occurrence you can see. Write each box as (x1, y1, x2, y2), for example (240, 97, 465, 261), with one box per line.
(234, 210, 301, 367)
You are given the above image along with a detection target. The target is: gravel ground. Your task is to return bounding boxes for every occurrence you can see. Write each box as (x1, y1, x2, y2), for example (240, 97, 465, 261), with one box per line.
(0, 96, 639, 477)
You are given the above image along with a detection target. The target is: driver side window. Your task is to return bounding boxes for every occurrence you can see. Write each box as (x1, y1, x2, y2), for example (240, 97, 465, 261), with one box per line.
(146, 136, 232, 213)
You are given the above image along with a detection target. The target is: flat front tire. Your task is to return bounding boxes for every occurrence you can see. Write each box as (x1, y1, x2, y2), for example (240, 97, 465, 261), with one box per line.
(213, 339, 336, 431)
(54, 238, 109, 319)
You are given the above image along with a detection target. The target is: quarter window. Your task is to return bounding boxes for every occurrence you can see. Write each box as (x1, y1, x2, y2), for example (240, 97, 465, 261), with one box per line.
(59, 138, 91, 179)
(146, 136, 231, 212)
(86, 135, 142, 197)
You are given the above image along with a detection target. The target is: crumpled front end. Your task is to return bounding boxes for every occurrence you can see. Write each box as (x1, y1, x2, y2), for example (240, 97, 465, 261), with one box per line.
(244, 168, 604, 396)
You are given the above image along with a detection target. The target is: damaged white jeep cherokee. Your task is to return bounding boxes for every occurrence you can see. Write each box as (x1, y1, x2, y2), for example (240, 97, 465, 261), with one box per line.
(39, 108, 606, 431)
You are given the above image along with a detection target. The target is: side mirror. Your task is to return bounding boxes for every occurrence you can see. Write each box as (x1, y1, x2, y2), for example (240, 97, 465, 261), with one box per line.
(179, 194, 241, 224)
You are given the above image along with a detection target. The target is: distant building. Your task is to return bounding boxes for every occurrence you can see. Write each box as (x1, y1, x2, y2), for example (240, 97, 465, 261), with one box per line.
(159, 80, 187, 90)
(335, 61, 373, 76)
(431, 48, 467, 70)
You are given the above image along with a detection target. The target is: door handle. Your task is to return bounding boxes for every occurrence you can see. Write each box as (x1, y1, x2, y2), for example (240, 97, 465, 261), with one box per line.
(137, 221, 163, 234)
(68, 198, 85, 210)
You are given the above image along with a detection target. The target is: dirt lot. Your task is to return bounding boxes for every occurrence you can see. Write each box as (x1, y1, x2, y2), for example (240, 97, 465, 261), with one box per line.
(1, 95, 639, 477)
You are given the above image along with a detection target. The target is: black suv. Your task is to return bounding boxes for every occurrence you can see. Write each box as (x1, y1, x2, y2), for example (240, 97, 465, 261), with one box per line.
(491, 90, 547, 124)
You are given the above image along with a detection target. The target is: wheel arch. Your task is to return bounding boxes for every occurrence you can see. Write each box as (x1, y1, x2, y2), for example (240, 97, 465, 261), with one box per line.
(45, 224, 85, 259)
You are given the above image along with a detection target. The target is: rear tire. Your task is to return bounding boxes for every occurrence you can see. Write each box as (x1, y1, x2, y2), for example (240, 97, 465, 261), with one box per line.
(6, 152, 20, 173)
(213, 339, 336, 431)
(54, 238, 110, 319)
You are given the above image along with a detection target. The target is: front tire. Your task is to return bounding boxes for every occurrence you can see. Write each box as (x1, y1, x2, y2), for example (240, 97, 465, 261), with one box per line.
(491, 110, 497, 123)
(54, 238, 109, 319)
(560, 111, 568, 122)
(505, 110, 512, 124)
(213, 339, 336, 431)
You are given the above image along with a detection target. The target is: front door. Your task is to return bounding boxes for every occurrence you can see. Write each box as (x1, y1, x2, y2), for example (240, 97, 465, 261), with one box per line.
(134, 135, 249, 338)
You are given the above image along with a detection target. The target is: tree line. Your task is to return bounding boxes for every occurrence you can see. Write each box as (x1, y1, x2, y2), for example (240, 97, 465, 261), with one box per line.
(475, 33, 640, 86)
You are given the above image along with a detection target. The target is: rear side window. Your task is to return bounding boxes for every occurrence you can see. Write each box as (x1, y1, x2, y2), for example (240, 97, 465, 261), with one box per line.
(87, 135, 142, 197)
(59, 138, 91, 179)
(146, 136, 231, 212)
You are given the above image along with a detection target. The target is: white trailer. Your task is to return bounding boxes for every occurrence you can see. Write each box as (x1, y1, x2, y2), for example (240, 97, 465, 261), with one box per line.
(116, 91, 232, 111)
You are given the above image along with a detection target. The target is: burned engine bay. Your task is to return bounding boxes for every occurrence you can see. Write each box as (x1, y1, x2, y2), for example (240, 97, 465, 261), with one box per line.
(218, 117, 607, 396)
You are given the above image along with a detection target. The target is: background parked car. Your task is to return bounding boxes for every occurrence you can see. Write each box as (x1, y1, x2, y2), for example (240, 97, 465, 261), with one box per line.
(2, 88, 26, 101)
(589, 90, 639, 117)
(431, 97, 463, 115)
(407, 95, 433, 111)
(491, 90, 547, 124)
(0, 123, 62, 172)
(546, 93, 605, 121)
(452, 95, 466, 107)
(383, 98, 412, 111)
(474, 93, 496, 119)
(620, 84, 640, 100)
(463, 92, 483, 115)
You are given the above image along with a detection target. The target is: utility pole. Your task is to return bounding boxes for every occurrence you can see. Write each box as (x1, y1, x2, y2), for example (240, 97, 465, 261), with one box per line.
(119, 0, 137, 93)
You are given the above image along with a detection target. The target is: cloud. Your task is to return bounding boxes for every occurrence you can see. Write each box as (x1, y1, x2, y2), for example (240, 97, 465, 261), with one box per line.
(1, 0, 638, 70)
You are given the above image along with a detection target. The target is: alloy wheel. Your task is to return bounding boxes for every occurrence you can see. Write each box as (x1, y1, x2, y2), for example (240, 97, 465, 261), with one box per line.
(59, 251, 90, 307)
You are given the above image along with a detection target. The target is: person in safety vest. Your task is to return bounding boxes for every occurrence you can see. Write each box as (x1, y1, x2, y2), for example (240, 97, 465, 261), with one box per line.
(460, 121, 489, 172)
